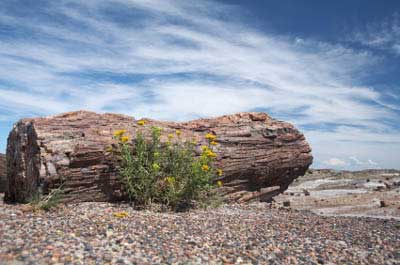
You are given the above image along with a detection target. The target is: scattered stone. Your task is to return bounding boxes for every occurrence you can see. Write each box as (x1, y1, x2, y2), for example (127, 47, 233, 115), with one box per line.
(383, 181, 391, 189)
(274, 168, 400, 220)
(372, 199, 386, 208)
(374, 186, 385, 192)
(0, 196, 398, 264)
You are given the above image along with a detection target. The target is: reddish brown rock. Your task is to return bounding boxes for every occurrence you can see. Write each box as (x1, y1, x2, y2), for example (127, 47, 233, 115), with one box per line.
(4, 111, 312, 203)
(0, 153, 6, 192)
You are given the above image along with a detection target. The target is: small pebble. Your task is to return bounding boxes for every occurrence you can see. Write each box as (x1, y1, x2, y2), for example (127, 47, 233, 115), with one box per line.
(0, 195, 398, 264)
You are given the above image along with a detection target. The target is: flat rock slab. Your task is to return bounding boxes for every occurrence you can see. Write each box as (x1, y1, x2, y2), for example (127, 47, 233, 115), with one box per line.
(5, 111, 312, 203)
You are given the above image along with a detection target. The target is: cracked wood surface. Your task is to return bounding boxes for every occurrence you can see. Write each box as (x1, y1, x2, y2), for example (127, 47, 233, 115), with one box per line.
(0, 153, 5, 192)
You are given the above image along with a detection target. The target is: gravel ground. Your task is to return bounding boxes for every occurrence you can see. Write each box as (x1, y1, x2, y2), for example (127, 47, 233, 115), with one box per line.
(0, 194, 399, 265)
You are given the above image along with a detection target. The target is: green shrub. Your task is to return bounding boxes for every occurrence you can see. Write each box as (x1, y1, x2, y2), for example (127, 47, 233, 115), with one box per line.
(110, 122, 223, 210)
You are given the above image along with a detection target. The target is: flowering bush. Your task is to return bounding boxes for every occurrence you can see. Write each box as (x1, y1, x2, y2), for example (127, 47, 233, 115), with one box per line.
(109, 124, 223, 210)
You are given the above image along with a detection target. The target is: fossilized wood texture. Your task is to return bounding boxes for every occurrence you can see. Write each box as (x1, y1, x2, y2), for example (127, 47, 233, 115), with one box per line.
(0, 153, 6, 192)
(4, 111, 312, 203)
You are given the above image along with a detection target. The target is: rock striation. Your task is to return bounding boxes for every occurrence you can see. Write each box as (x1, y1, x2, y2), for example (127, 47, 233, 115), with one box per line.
(4, 111, 312, 203)
(0, 153, 6, 192)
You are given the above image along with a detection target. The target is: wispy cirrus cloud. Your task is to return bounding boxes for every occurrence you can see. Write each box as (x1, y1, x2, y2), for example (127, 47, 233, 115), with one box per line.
(0, 0, 399, 169)
(350, 12, 400, 55)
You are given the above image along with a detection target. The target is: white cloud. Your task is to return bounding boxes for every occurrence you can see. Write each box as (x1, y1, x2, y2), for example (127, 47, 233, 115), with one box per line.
(0, 0, 398, 169)
(346, 156, 381, 170)
(305, 126, 400, 170)
(351, 12, 400, 55)
(321, 156, 381, 170)
(349, 156, 363, 165)
(368, 159, 378, 166)
(323, 158, 347, 167)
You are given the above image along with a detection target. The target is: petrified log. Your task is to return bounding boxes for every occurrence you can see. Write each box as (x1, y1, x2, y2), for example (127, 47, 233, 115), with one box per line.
(0, 153, 6, 192)
(5, 111, 312, 203)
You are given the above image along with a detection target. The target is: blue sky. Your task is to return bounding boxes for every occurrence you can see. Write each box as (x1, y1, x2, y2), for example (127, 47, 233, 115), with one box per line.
(0, 0, 399, 170)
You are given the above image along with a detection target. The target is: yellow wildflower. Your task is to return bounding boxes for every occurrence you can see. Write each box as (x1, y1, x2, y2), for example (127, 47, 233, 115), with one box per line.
(152, 163, 160, 171)
(113, 211, 129, 218)
(217, 180, 223, 187)
(210, 140, 218, 145)
(205, 133, 216, 141)
(217, 169, 223, 176)
(168, 133, 174, 139)
(113, 129, 126, 137)
(137, 120, 146, 126)
(201, 145, 209, 152)
(176, 130, 181, 136)
(154, 152, 160, 158)
(205, 150, 217, 158)
(105, 146, 113, 152)
(120, 136, 130, 143)
(202, 165, 209, 171)
(166, 176, 176, 184)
